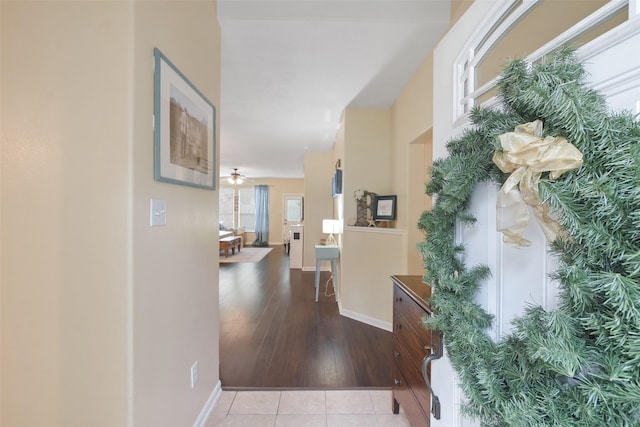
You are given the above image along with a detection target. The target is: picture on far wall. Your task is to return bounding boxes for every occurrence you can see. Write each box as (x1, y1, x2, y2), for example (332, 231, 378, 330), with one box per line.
(154, 47, 216, 190)
(373, 195, 397, 221)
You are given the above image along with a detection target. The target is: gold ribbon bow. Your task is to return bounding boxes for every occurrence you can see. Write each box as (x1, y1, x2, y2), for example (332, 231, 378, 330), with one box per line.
(493, 120, 583, 247)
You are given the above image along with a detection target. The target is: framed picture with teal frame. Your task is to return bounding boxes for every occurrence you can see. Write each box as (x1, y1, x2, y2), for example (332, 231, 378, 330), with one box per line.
(154, 47, 216, 190)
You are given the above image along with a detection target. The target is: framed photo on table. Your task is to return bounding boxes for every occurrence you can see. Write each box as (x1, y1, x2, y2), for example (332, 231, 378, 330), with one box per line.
(154, 48, 216, 190)
(373, 195, 397, 221)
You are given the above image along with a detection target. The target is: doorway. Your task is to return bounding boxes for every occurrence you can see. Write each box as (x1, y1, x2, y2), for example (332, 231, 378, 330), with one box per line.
(282, 194, 303, 253)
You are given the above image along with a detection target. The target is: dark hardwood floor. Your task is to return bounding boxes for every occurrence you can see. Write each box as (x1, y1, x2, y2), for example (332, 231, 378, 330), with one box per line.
(219, 245, 393, 389)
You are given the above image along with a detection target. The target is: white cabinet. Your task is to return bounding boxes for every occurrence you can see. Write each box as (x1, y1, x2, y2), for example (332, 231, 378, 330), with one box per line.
(289, 224, 303, 269)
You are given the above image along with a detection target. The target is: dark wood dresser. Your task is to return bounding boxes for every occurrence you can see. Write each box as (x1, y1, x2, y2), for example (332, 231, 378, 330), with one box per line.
(391, 275, 441, 427)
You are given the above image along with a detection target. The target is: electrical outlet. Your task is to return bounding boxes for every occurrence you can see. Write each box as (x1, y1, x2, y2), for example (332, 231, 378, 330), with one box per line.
(190, 361, 199, 389)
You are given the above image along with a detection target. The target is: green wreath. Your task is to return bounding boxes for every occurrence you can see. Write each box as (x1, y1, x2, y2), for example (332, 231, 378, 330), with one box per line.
(418, 48, 640, 426)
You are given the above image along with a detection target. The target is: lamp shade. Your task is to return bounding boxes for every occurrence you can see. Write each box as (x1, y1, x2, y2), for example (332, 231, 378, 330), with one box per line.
(322, 219, 342, 234)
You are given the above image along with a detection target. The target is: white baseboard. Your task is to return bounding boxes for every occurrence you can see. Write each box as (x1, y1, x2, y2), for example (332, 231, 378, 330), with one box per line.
(193, 381, 222, 427)
(338, 302, 393, 332)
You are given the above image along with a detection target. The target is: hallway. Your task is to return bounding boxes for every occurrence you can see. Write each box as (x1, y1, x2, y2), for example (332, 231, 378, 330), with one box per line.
(219, 246, 393, 388)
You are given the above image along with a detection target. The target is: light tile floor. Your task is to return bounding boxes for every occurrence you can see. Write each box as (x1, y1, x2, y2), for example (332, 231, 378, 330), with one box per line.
(205, 389, 411, 427)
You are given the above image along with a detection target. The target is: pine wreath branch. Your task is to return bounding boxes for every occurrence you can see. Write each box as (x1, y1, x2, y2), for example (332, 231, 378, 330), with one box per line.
(420, 49, 640, 426)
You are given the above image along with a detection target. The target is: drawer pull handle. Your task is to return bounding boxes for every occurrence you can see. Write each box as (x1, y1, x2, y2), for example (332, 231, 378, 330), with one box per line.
(421, 331, 444, 420)
(394, 378, 400, 385)
(395, 323, 402, 330)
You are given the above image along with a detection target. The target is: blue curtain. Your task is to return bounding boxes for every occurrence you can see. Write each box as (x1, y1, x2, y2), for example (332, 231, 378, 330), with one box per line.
(253, 185, 269, 247)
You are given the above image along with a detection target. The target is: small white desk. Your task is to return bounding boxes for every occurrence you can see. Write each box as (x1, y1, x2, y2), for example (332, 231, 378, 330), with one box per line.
(314, 244, 340, 303)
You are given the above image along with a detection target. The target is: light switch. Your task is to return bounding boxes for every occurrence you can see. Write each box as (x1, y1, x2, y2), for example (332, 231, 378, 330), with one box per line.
(150, 199, 167, 227)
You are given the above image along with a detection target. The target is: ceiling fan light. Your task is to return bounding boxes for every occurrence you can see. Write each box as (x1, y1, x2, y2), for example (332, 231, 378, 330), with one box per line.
(228, 168, 245, 185)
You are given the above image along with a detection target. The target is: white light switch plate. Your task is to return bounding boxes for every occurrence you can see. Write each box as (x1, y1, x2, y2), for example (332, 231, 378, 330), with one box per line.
(150, 199, 166, 227)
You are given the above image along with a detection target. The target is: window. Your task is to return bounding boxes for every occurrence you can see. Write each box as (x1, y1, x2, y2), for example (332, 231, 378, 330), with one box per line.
(285, 195, 303, 222)
(219, 186, 257, 231)
(455, 0, 629, 121)
(238, 187, 255, 231)
(219, 187, 234, 229)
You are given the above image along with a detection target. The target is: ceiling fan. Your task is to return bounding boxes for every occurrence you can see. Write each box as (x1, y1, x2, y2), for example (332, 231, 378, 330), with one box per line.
(227, 168, 246, 185)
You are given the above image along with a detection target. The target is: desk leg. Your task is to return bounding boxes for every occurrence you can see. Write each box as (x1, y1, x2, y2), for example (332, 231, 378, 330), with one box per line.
(330, 260, 338, 302)
(314, 261, 321, 303)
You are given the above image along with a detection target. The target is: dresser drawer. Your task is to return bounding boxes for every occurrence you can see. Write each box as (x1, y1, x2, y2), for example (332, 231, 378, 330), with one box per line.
(393, 363, 429, 427)
(394, 339, 431, 418)
(393, 336, 432, 386)
(393, 315, 432, 373)
(393, 285, 431, 332)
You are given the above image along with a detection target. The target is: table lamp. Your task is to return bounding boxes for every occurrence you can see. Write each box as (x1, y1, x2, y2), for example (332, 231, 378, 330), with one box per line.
(322, 219, 342, 245)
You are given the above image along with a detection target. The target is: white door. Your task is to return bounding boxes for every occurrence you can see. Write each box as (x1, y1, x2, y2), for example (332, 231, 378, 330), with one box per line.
(282, 194, 303, 245)
(431, 2, 640, 426)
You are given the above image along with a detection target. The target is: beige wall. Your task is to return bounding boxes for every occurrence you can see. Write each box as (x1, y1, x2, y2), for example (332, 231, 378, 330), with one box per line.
(303, 152, 334, 269)
(406, 138, 428, 274)
(391, 53, 434, 146)
(2, 3, 132, 425)
(343, 108, 392, 226)
(340, 227, 405, 328)
(337, 44, 436, 326)
(133, 2, 220, 427)
(1, 2, 221, 426)
(333, 116, 346, 223)
(221, 178, 304, 245)
(450, 0, 473, 25)
(338, 108, 406, 326)
(390, 53, 434, 275)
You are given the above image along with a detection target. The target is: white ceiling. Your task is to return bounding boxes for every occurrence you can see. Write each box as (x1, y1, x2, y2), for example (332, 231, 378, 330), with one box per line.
(217, 0, 451, 180)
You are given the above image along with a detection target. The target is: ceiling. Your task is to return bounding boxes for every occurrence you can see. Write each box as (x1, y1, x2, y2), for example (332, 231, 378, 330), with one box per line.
(217, 0, 452, 180)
